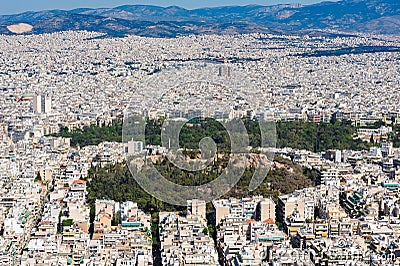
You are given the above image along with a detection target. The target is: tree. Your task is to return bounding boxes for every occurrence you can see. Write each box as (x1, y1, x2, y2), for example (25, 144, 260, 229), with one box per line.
(62, 219, 74, 227)
(34, 172, 42, 182)
(207, 224, 214, 237)
(111, 211, 121, 226)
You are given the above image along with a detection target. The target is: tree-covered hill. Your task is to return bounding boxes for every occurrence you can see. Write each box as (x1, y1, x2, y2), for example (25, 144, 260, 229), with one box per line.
(84, 155, 314, 213)
(52, 118, 371, 152)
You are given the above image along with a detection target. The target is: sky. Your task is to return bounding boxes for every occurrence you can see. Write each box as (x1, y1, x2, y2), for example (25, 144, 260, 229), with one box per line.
(1, 0, 329, 15)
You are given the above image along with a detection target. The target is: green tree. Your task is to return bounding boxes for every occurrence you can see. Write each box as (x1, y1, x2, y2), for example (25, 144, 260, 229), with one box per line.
(34, 172, 42, 182)
(62, 219, 74, 227)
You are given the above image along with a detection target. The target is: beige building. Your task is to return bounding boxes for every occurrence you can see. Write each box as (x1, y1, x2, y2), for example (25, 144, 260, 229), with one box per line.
(187, 199, 206, 219)
(257, 198, 276, 223)
(0, 122, 7, 142)
(213, 200, 230, 226)
(95, 199, 115, 218)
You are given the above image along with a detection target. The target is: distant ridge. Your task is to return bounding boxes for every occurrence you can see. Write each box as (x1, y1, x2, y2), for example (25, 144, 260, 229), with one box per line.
(0, 0, 399, 37)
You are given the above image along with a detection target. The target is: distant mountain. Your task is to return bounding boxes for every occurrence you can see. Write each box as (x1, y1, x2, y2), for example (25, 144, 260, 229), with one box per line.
(279, 0, 400, 33)
(0, 0, 399, 37)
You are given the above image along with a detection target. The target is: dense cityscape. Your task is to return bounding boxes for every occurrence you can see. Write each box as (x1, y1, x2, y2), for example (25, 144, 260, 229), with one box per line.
(1, 5, 400, 265)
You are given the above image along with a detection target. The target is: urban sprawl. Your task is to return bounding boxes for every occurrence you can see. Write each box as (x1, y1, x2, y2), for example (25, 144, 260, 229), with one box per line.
(0, 30, 400, 265)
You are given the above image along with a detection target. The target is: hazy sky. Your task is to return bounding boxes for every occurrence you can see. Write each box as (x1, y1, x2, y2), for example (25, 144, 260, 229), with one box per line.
(1, 0, 331, 15)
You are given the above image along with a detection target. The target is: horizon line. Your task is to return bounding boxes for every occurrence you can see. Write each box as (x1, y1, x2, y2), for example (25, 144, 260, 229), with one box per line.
(0, 1, 337, 16)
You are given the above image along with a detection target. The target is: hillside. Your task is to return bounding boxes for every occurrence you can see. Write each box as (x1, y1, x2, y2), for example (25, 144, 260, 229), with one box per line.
(0, 0, 399, 37)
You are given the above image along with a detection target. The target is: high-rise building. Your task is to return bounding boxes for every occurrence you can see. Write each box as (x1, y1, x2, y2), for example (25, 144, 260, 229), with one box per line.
(218, 65, 231, 77)
(187, 199, 206, 219)
(33, 95, 52, 114)
(125, 141, 144, 155)
(0, 122, 8, 142)
(257, 198, 276, 223)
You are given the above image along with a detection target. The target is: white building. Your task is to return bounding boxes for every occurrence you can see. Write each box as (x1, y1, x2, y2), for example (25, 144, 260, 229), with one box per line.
(126, 141, 144, 155)
(33, 95, 52, 114)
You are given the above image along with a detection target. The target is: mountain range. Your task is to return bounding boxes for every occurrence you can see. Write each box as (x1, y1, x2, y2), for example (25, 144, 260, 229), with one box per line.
(0, 0, 399, 37)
